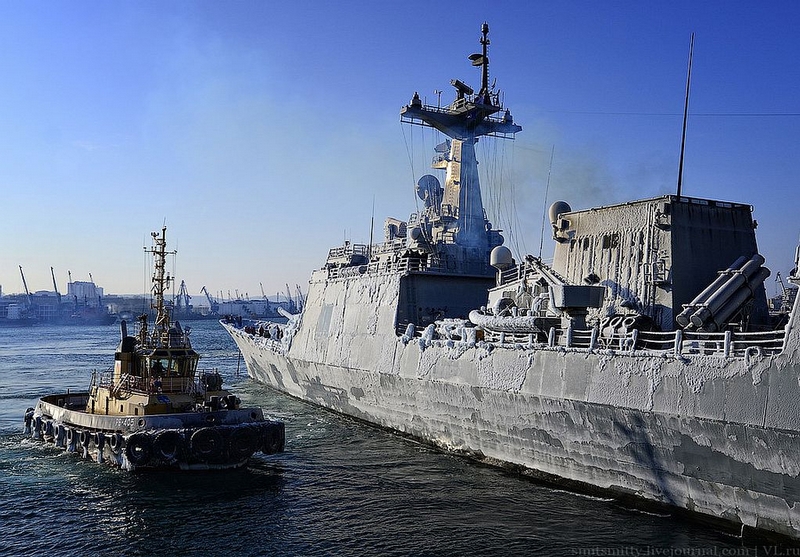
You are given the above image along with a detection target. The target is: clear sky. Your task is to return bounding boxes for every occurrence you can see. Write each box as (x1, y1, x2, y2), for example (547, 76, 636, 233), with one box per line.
(1, 1, 798, 301)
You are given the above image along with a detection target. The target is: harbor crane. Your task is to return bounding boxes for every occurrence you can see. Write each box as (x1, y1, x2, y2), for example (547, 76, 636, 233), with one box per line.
(260, 282, 272, 312)
(200, 286, 219, 314)
(175, 280, 192, 314)
(285, 284, 295, 313)
(18, 266, 32, 308)
(51, 267, 62, 303)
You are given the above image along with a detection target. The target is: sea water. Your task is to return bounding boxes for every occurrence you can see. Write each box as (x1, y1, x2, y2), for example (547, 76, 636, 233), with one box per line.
(0, 320, 788, 556)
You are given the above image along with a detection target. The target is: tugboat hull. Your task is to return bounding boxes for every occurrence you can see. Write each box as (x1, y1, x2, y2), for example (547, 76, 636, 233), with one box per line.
(25, 394, 284, 471)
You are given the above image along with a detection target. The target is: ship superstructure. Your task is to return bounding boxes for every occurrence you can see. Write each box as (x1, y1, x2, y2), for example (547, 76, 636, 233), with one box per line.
(224, 25, 800, 540)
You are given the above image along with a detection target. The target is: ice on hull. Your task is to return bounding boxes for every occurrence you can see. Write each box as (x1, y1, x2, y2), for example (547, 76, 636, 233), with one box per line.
(225, 23, 800, 539)
(224, 266, 800, 538)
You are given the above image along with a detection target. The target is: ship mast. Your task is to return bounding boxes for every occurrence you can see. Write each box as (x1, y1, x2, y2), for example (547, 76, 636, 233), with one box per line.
(400, 22, 521, 255)
(145, 226, 176, 343)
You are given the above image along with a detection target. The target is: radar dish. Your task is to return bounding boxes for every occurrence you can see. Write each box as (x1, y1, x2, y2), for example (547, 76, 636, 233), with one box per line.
(469, 53, 487, 67)
(416, 175, 443, 209)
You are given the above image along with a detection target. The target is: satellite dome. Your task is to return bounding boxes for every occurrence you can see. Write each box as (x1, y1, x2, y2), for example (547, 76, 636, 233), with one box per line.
(490, 246, 514, 270)
(548, 201, 572, 225)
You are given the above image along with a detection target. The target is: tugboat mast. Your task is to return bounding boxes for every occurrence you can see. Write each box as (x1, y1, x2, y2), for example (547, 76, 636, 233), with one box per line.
(145, 226, 176, 344)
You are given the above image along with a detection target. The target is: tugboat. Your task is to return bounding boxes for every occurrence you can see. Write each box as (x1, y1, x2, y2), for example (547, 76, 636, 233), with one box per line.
(24, 227, 285, 470)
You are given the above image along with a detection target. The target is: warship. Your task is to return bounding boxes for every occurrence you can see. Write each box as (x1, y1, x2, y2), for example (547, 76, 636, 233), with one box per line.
(224, 24, 800, 538)
(25, 227, 285, 471)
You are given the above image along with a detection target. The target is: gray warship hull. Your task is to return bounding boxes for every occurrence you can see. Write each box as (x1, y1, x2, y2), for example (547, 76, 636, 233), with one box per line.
(225, 270, 800, 539)
(226, 24, 800, 539)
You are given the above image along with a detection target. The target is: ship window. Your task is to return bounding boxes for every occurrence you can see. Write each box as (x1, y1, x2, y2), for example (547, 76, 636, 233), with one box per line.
(602, 233, 619, 249)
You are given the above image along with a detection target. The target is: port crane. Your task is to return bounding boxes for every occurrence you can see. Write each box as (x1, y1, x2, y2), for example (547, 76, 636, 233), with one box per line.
(175, 280, 192, 314)
(200, 286, 219, 314)
(285, 284, 295, 313)
(260, 282, 273, 312)
(51, 267, 62, 303)
(18, 266, 32, 309)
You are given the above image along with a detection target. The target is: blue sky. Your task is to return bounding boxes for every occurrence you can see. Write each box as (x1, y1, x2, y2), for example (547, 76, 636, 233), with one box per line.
(0, 1, 798, 301)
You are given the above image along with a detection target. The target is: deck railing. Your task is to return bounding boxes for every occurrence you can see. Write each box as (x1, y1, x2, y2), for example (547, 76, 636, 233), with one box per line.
(428, 323, 787, 359)
(326, 255, 491, 280)
(92, 369, 216, 396)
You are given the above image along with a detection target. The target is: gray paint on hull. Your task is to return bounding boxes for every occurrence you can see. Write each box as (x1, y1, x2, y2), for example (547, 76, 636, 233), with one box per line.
(231, 325, 800, 538)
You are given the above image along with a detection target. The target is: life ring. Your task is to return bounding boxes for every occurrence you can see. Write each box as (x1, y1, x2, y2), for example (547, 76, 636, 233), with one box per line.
(190, 428, 224, 462)
(125, 433, 153, 466)
(109, 433, 124, 453)
(228, 426, 260, 460)
(153, 430, 184, 462)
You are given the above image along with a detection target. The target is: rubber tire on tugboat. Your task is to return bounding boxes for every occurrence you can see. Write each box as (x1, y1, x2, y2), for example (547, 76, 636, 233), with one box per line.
(23, 408, 34, 431)
(228, 426, 260, 460)
(190, 428, 224, 462)
(79, 429, 92, 447)
(109, 433, 123, 453)
(262, 424, 285, 455)
(153, 430, 184, 462)
(125, 433, 153, 467)
(53, 423, 64, 446)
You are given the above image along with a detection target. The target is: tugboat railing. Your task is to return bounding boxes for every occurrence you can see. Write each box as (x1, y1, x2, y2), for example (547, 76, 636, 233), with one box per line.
(93, 369, 214, 396)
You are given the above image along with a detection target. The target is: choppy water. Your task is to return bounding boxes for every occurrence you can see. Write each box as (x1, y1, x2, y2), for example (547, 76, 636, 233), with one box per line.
(0, 320, 789, 556)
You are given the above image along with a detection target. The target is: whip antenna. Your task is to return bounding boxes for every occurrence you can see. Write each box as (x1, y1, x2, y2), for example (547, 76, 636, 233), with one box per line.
(677, 33, 694, 197)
